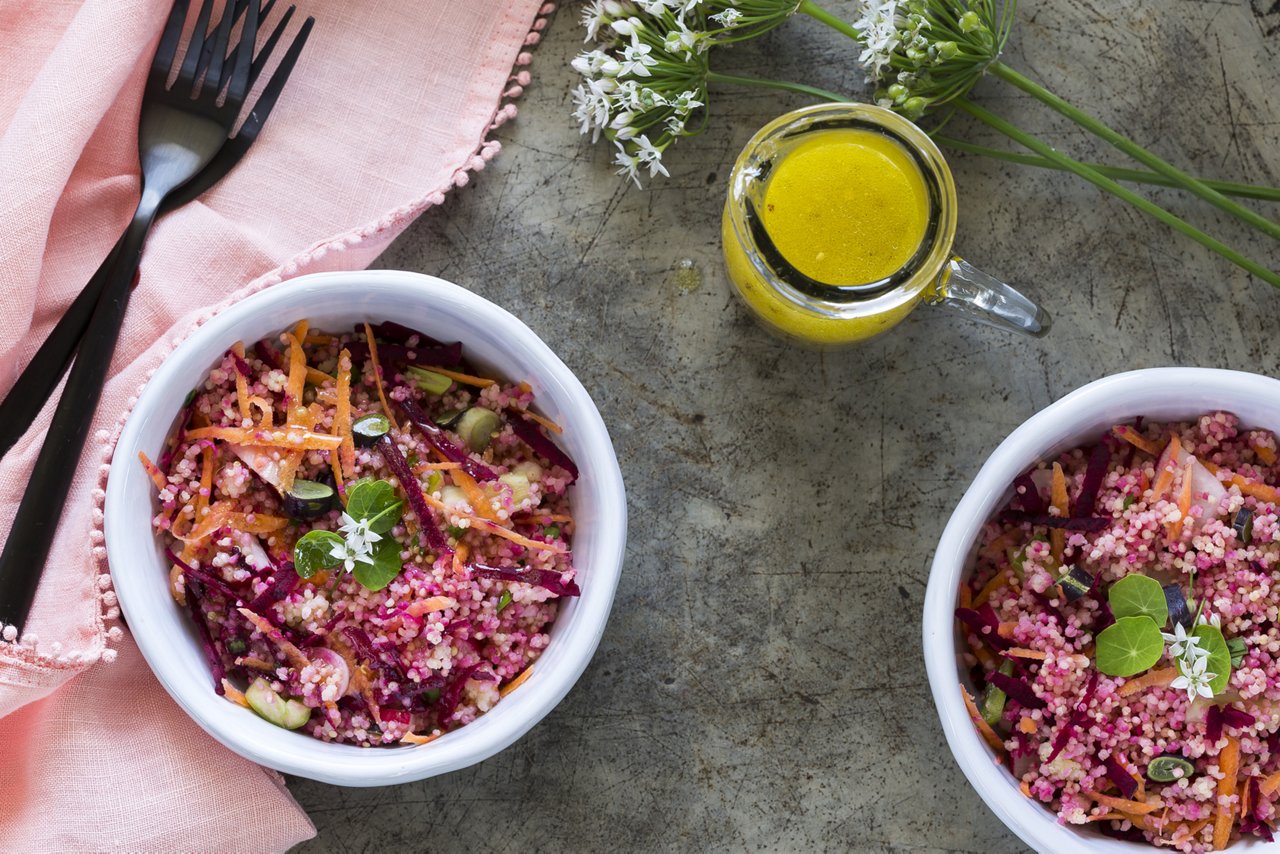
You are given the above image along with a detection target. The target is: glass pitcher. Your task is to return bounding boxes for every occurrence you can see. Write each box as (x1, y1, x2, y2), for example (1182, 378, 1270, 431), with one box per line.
(721, 103, 1050, 346)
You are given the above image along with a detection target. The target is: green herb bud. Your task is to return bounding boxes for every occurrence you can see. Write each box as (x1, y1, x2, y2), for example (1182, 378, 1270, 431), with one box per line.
(901, 96, 928, 119)
(935, 41, 960, 61)
(959, 11, 982, 33)
(887, 83, 909, 103)
(905, 46, 929, 64)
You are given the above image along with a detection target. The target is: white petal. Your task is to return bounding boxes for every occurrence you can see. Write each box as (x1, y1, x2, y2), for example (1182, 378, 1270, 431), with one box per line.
(1170, 676, 1190, 690)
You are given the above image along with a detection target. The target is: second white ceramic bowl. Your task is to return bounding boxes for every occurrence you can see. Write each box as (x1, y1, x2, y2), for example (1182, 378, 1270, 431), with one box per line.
(923, 367, 1280, 853)
(106, 271, 627, 786)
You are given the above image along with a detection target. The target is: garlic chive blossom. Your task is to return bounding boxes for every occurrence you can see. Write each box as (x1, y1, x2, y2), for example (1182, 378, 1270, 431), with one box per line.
(572, 0, 800, 187)
(330, 512, 380, 573)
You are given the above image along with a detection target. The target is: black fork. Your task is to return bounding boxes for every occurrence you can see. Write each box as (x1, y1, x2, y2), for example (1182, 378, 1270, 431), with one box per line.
(0, 0, 312, 462)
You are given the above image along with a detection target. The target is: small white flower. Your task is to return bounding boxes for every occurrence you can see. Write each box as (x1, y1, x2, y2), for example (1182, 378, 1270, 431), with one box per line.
(613, 144, 642, 188)
(580, 0, 610, 42)
(633, 134, 669, 178)
(662, 21, 702, 59)
(710, 8, 741, 27)
(1201, 612, 1222, 630)
(571, 49, 611, 76)
(331, 512, 379, 572)
(572, 80, 613, 141)
(619, 36, 657, 77)
(1161, 622, 1206, 660)
(611, 16, 644, 37)
(668, 89, 703, 116)
(1170, 654, 1217, 702)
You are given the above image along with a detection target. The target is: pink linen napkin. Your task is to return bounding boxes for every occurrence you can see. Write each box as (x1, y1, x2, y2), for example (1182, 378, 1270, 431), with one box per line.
(0, 0, 552, 849)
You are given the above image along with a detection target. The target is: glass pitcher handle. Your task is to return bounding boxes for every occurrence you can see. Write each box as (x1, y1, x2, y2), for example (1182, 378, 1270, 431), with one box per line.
(924, 257, 1051, 337)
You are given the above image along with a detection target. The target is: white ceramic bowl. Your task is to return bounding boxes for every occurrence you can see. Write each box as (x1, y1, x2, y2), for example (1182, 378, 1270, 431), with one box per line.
(924, 368, 1280, 853)
(106, 270, 627, 786)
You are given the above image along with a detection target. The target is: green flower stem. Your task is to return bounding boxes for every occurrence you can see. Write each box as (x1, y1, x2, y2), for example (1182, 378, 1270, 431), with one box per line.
(988, 61, 1280, 242)
(955, 97, 1280, 288)
(796, 0, 862, 40)
(705, 70, 848, 103)
(935, 136, 1280, 202)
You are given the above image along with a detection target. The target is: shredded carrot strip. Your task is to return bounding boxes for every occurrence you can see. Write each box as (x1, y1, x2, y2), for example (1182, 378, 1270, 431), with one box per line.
(972, 645, 995, 670)
(293, 319, 309, 343)
(1087, 812, 1130, 823)
(221, 679, 250, 709)
(303, 333, 332, 345)
(452, 541, 470, 578)
(248, 396, 273, 428)
(1261, 768, 1280, 797)
(1085, 791, 1163, 815)
(138, 451, 167, 492)
(980, 527, 1020, 562)
(1151, 435, 1183, 501)
(1255, 442, 1277, 465)
(524, 410, 563, 435)
(470, 518, 568, 553)
(329, 452, 345, 500)
(178, 506, 288, 544)
(419, 365, 496, 388)
(1118, 666, 1177, 697)
(1019, 780, 1032, 798)
(958, 583, 973, 610)
(511, 512, 573, 525)
(231, 341, 251, 421)
(363, 322, 400, 432)
(333, 349, 356, 477)
(235, 656, 277, 672)
(1006, 648, 1047, 660)
(306, 367, 334, 387)
(400, 731, 441, 746)
(452, 469, 502, 522)
(997, 622, 1015, 640)
(283, 333, 307, 420)
(277, 451, 303, 493)
(413, 461, 462, 474)
(1050, 462, 1068, 561)
(975, 568, 1011, 607)
(1171, 460, 1194, 540)
(1213, 735, 1240, 850)
(1018, 716, 1037, 734)
(1113, 425, 1161, 455)
(183, 426, 342, 451)
(238, 607, 310, 669)
(169, 564, 186, 606)
(1201, 460, 1280, 503)
(961, 685, 1004, 752)
(518, 381, 533, 394)
(500, 666, 534, 698)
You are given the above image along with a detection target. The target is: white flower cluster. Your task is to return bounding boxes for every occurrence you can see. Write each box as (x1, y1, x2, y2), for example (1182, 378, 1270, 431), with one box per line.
(330, 512, 380, 573)
(573, 1, 716, 186)
(1162, 618, 1217, 702)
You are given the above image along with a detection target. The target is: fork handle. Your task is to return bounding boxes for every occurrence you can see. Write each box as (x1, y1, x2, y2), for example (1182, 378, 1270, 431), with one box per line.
(0, 241, 122, 462)
(0, 204, 158, 633)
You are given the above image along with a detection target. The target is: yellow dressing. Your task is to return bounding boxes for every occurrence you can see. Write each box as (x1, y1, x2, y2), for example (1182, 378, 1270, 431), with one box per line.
(760, 129, 930, 285)
(723, 125, 943, 346)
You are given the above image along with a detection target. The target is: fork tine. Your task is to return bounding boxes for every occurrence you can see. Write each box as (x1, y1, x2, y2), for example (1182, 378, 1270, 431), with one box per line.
(235, 14, 313, 140)
(248, 3, 292, 89)
(201, 0, 241, 96)
(195, 0, 250, 84)
(177, 0, 216, 87)
(214, 0, 280, 89)
(151, 0, 192, 79)
(222, 0, 260, 108)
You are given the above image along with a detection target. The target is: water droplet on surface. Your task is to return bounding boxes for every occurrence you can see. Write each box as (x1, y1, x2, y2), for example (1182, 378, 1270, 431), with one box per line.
(669, 258, 702, 292)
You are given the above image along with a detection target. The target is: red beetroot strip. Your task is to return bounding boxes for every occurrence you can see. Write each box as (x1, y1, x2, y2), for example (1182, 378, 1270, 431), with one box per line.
(1075, 443, 1112, 518)
(1013, 471, 1046, 514)
(375, 434, 452, 554)
(509, 413, 579, 482)
(999, 511, 1109, 532)
(166, 548, 241, 602)
(1241, 777, 1275, 841)
(472, 562, 581, 597)
(397, 398, 498, 481)
(184, 580, 227, 695)
(1102, 754, 1138, 799)
(345, 341, 463, 368)
(1048, 668, 1099, 761)
(247, 565, 298, 614)
(363, 321, 447, 349)
(228, 349, 252, 377)
(987, 671, 1047, 710)
(955, 604, 1011, 652)
(254, 340, 283, 370)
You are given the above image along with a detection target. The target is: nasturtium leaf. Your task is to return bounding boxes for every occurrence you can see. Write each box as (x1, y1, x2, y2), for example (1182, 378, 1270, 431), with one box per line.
(1108, 574, 1169, 625)
(1191, 624, 1232, 695)
(1096, 616, 1164, 677)
(345, 478, 404, 534)
(352, 537, 403, 592)
(293, 529, 344, 578)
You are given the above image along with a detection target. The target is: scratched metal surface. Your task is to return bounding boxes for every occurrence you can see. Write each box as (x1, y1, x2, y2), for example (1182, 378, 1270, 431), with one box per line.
(289, 2, 1280, 851)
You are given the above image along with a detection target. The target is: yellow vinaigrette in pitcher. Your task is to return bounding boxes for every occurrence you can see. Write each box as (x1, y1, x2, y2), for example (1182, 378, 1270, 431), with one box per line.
(758, 128, 930, 286)
(723, 104, 1048, 345)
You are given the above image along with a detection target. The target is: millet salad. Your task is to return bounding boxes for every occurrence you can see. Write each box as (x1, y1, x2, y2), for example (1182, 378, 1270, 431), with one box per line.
(143, 319, 581, 747)
(958, 412, 1280, 851)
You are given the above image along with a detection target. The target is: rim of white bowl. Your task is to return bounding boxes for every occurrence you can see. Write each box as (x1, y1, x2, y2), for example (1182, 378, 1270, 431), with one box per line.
(106, 271, 627, 786)
(924, 367, 1280, 853)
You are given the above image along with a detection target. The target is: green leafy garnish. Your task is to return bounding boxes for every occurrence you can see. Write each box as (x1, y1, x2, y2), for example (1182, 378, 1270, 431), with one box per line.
(1147, 755, 1194, 783)
(1108, 574, 1169, 625)
(294, 529, 344, 578)
(352, 537, 404, 592)
(1192, 624, 1232, 694)
(345, 479, 404, 534)
(1228, 636, 1247, 668)
(544, 525, 561, 540)
(1096, 616, 1165, 677)
(497, 590, 513, 613)
(447, 525, 467, 539)
(1123, 495, 1136, 509)
(425, 471, 443, 494)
